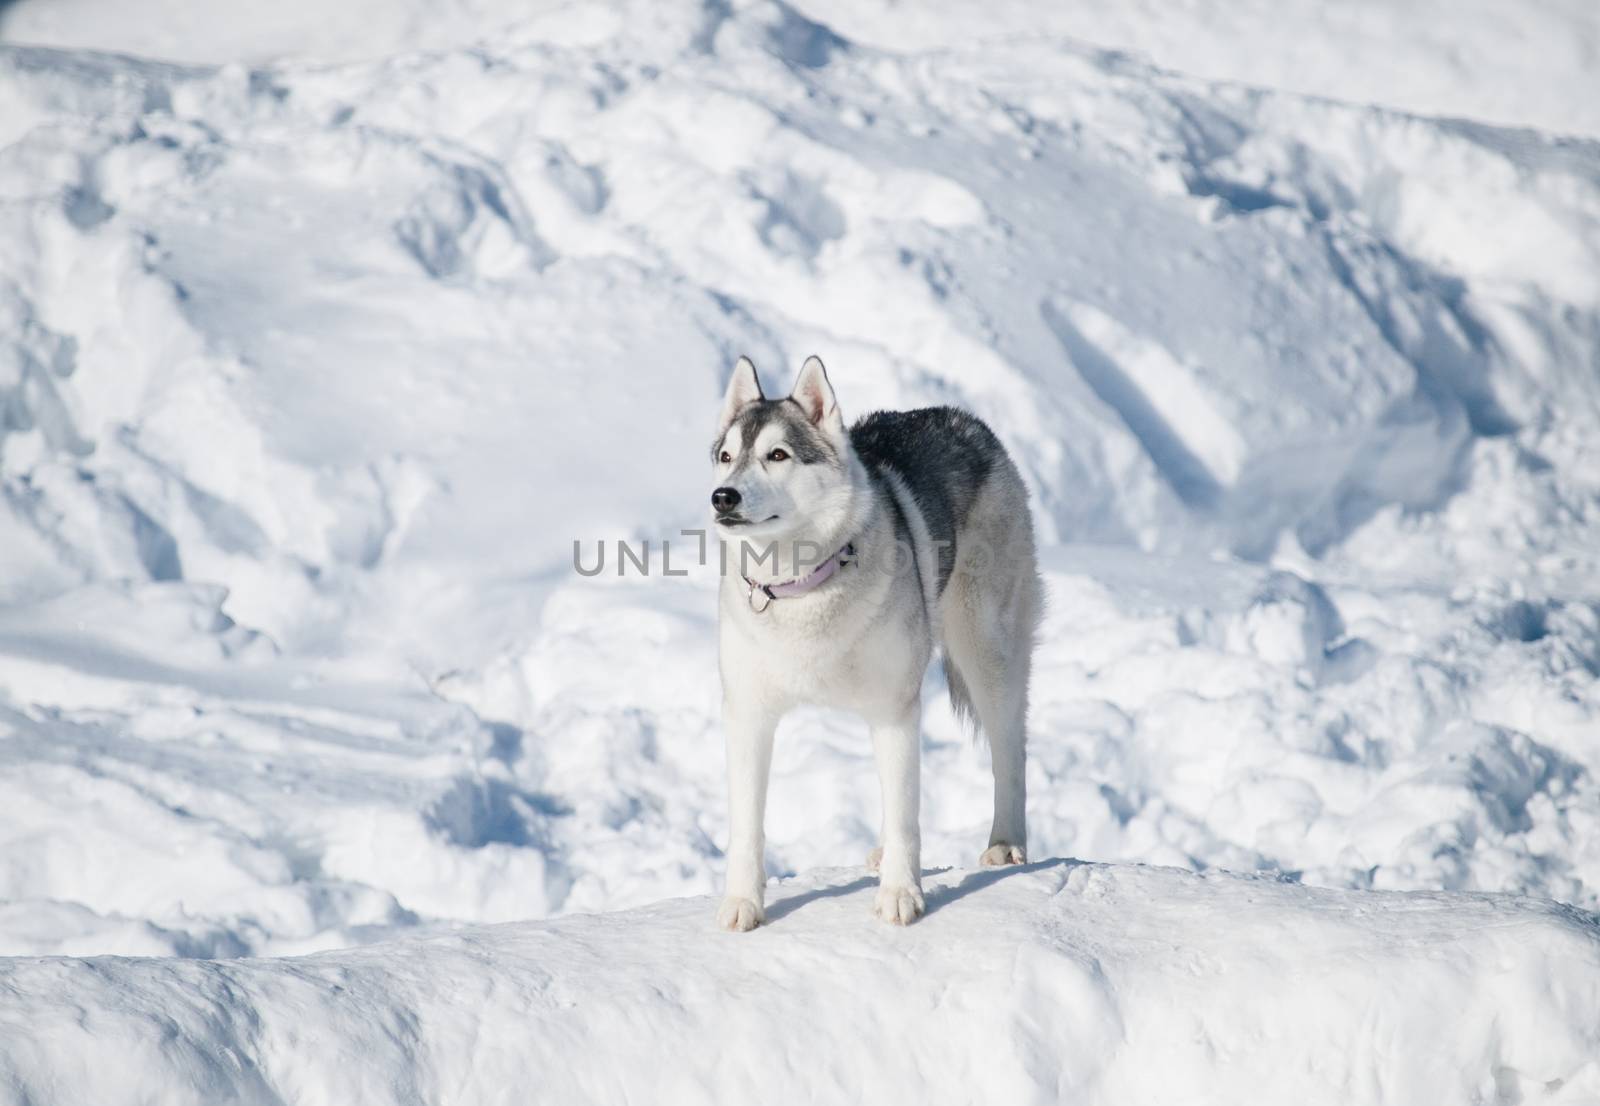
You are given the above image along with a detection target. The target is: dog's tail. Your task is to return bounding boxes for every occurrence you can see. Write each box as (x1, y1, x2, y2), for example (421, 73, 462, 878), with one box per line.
(943, 656, 981, 743)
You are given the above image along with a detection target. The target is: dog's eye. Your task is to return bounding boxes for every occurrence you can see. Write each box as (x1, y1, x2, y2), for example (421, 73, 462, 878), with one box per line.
(768, 448, 789, 462)
(719, 450, 731, 464)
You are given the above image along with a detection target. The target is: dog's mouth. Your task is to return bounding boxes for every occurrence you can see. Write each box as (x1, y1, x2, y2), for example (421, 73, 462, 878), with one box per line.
(715, 514, 778, 528)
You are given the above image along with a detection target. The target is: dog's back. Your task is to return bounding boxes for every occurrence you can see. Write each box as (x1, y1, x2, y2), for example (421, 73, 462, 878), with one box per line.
(850, 407, 1004, 593)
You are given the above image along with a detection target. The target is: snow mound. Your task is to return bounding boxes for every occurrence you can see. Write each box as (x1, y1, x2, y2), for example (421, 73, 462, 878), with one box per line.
(6, 0, 1597, 141)
(2, 861, 1598, 1105)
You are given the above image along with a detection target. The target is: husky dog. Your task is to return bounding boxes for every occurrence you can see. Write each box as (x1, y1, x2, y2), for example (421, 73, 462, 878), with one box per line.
(711, 355, 1042, 929)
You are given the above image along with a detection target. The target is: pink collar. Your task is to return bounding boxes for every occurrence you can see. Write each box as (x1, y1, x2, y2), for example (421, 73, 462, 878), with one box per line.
(744, 542, 856, 612)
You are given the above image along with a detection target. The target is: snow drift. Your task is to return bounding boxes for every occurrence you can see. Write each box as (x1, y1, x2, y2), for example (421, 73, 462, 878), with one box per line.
(3, 862, 1598, 1105)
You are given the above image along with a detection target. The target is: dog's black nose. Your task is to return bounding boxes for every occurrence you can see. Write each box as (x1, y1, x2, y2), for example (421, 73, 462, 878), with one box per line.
(711, 486, 741, 514)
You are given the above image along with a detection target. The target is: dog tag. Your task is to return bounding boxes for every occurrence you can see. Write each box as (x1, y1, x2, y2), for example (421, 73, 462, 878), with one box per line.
(747, 582, 774, 613)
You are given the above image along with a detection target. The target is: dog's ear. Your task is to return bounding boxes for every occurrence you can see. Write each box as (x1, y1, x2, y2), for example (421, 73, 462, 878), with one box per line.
(719, 356, 764, 432)
(790, 356, 844, 434)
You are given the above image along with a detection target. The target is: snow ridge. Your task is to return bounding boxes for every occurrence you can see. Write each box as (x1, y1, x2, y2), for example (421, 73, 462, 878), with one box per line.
(4, 863, 1600, 1105)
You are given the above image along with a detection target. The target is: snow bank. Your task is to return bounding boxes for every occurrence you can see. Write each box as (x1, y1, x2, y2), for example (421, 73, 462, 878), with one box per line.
(2, 862, 1598, 1105)
(802, 0, 1600, 139)
(7, 0, 1597, 140)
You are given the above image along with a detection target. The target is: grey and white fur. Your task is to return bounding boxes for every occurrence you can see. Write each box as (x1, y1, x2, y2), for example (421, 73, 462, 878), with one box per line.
(711, 355, 1042, 928)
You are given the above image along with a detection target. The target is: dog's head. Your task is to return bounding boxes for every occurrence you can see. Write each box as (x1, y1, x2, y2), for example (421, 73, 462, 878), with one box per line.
(709, 356, 853, 542)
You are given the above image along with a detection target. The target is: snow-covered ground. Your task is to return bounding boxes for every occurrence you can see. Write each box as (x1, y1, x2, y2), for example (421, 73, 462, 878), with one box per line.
(6, 862, 1600, 1105)
(2, 0, 1599, 1096)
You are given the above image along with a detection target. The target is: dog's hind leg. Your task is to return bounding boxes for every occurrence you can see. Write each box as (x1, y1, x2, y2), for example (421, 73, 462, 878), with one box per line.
(976, 676, 1029, 868)
(946, 614, 1030, 865)
(941, 472, 1042, 867)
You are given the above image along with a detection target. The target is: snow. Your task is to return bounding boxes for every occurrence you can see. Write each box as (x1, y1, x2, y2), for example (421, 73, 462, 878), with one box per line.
(5, 863, 1600, 1104)
(2, 0, 1600, 1096)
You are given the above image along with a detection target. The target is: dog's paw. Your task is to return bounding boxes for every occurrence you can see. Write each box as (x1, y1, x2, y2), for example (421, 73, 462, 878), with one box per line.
(716, 896, 764, 932)
(866, 845, 883, 872)
(872, 883, 925, 926)
(980, 842, 1027, 867)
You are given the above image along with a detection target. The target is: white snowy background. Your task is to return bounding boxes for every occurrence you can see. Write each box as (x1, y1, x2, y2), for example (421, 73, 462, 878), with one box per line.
(2, 0, 1600, 1101)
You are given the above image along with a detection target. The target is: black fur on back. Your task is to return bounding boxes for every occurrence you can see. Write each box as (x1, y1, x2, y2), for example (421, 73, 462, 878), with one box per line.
(849, 407, 1001, 594)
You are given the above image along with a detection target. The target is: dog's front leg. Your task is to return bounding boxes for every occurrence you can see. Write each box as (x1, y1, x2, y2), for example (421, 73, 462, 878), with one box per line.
(869, 700, 925, 925)
(717, 695, 780, 931)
